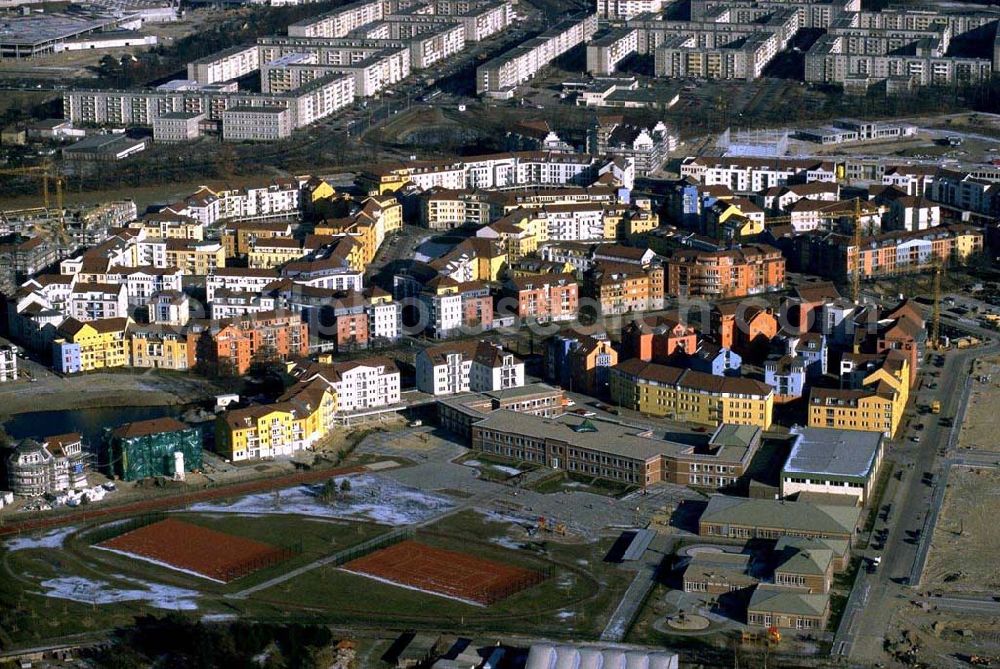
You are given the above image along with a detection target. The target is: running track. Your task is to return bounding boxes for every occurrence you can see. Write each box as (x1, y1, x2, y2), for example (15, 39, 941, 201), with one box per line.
(0, 465, 365, 538)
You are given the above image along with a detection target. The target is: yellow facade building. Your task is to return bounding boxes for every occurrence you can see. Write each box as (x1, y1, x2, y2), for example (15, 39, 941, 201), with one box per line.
(52, 317, 131, 374)
(215, 381, 335, 462)
(165, 240, 226, 275)
(808, 351, 909, 437)
(128, 325, 193, 371)
(610, 359, 774, 429)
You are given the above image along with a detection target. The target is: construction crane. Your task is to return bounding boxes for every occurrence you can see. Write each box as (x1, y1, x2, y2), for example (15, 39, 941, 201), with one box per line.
(930, 257, 943, 350)
(730, 196, 869, 302)
(0, 163, 68, 246)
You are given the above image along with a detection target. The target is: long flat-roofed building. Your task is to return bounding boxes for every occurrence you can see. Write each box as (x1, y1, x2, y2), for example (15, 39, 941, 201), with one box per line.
(781, 426, 884, 504)
(698, 495, 862, 543)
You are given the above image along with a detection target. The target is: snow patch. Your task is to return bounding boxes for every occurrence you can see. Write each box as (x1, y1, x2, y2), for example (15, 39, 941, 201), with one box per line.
(492, 465, 522, 476)
(5, 526, 76, 552)
(490, 536, 524, 550)
(38, 576, 199, 610)
(556, 610, 575, 619)
(188, 473, 455, 526)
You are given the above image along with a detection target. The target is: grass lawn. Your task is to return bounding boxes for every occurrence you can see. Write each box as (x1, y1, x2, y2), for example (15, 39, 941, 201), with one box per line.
(531, 472, 637, 498)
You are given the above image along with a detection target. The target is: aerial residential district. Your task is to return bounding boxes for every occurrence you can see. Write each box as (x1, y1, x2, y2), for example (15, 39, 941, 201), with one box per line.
(0, 0, 1000, 665)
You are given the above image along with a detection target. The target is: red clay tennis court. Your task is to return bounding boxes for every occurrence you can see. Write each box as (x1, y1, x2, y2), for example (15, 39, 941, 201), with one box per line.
(98, 518, 291, 583)
(341, 539, 544, 605)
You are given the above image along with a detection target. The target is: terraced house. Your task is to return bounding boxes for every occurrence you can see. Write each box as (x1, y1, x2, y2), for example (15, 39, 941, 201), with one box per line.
(52, 317, 131, 374)
(610, 359, 774, 429)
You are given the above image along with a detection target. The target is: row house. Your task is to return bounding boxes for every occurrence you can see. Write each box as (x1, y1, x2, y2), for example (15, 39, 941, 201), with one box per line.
(504, 273, 579, 323)
(758, 182, 840, 212)
(666, 244, 785, 299)
(274, 285, 400, 350)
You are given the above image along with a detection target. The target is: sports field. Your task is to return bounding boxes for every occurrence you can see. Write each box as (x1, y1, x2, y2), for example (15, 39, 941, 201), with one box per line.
(341, 540, 543, 606)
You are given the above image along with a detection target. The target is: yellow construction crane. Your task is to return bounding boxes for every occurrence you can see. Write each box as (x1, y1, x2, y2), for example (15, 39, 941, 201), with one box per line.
(740, 196, 868, 302)
(0, 163, 63, 210)
(930, 257, 943, 350)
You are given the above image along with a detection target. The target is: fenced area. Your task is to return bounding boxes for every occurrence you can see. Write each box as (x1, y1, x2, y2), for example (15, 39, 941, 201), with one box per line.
(341, 539, 548, 606)
(97, 518, 297, 583)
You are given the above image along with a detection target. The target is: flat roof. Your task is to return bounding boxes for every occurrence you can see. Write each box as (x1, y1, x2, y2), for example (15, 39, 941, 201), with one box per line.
(784, 426, 881, 480)
(0, 13, 122, 47)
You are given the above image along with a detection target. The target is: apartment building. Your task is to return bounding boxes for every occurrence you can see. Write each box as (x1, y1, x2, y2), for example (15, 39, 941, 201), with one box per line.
(587, 29, 639, 76)
(288, 0, 388, 38)
(666, 244, 786, 299)
(623, 315, 699, 361)
(794, 224, 984, 282)
(165, 239, 225, 275)
(416, 340, 524, 395)
(221, 221, 294, 258)
(52, 317, 131, 374)
(6, 435, 87, 497)
(588, 261, 666, 315)
(128, 324, 195, 371)
(63, 73, 355, 138)
(587, 117, 676, 177)
(546, 330, 618, 396)
(610, 359, 774, 429)
(216, 382, 335, 461)
(807, 350, 910, 436)
(187, 44, 261, 84)
(361, 151, 633, 194)
(597, 0, 667, 20)
(259, 38, 411, 97)
(222, 105, 292, 141)
(206, 267, 281, 302)
(680, 156, 838, 194)
(315, 357, 401, 415)
(504, 273, 579, 323)
(476, 14, 599, 98)
(67, 282, 128, 322)
(195, 311, 309, 376)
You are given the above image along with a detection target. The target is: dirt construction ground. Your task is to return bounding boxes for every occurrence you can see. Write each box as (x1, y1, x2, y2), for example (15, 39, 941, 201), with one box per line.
(956, 355, 1000, 454)
(924, 467, 1000, 594)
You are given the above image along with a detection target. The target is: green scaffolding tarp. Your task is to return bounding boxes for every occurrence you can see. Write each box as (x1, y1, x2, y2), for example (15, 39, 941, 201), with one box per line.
(105, 427, 203, 482)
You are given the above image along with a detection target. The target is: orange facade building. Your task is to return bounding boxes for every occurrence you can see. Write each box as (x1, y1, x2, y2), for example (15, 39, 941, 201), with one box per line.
(667, 244, 785, 299)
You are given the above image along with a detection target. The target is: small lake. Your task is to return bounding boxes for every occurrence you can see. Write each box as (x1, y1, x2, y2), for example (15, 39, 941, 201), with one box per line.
(2, 405, 190, 446)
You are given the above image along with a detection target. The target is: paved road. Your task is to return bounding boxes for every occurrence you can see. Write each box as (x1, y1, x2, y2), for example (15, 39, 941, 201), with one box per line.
(843, 340, 1000, 664)
(600, 535, 672, 642)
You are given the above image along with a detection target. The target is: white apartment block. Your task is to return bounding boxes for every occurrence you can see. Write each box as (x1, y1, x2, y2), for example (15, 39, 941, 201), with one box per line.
(416, 342, 474, 395)
(469, 342, 524, 392)
(288, 0, 387, 38)
(384, 152, 634, 192)
(148, 291, 190, 326)
(122, 267, 184, 305)
(328, 357, 402, 413)
(64, 73, 354, 137)
(477, 14, 598, 97)
(587, 28, 639, 76)
(222, 105, 293, 141)
(211, 292, 277, 320)
(441, 1, 512, 42)
(367, 300, 401, 341)
(206, 268, 280, 302)
(152, 111, 205, 142)
(0, 346, 17, 383)
(597, 0, 667, 20)
(68, 283, 128, 322)
(423, 291, 464, 335)
(259, 39, 411, 97)
(187, 45, 261, 85)
(540, 205, 606, 241)
(680, 156, 837, 193)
